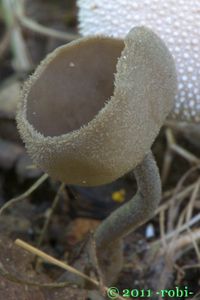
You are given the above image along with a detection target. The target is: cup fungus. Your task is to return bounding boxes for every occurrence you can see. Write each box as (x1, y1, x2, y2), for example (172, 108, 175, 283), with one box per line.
(17, 26, 177, 291)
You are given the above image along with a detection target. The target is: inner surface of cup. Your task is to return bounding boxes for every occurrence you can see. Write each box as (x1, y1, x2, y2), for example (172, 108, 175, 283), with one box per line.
(26, 38, 124, 137)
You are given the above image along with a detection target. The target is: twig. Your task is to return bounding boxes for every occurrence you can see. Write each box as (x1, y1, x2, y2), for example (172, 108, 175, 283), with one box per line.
(159, 204, 188, 287)
(36, 183, 65, 248)
(167, 165, 200, 233)
(165, 127, 200, 164)
(168, 213, 200, 239)
(34, 183, 66, 269)
(163, 179, 200, 260)
(0, 173, 48, 216)
(161, 148, 173, 185)
(174, 165, 200, 194)
(156, 182, 196, 215)
(186, 227, 200, 262)
(186, 179, 200, 222)
(161, 128, 174, 184)
(162, 127, 200, 186)
(152, 213, 200, 248)
(167, 206, 188, 255)
(180, 180, 200, 260)
(18, 15, 80, 41)
(159, 209, 167, 249)
(171, 144, 200, 164)
(162, 186, 176, 199)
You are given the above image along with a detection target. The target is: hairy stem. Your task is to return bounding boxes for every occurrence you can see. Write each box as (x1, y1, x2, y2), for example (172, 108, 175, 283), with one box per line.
(92, 151, 161, 287)
(59, 151, 161, 291)
(95, 151, 161, 249)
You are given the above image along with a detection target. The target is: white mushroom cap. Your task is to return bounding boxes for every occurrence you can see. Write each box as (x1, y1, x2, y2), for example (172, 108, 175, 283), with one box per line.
(78, 0, 200, 122)
(17, 27, 177, 186)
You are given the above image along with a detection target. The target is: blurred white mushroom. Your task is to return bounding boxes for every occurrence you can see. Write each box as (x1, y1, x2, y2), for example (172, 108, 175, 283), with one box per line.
(78, 0, 200, 123)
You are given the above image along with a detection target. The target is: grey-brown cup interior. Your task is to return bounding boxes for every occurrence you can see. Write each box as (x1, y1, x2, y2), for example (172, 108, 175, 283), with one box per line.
(27, 38, 124, 137)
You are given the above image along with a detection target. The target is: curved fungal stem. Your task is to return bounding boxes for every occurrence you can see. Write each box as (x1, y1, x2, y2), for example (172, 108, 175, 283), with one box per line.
(93, 151, 161, 286)
(95, 151, 161, 249)
(59, 151, 161, 292)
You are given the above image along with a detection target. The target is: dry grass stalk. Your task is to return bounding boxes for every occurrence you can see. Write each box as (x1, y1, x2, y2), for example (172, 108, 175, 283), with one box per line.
(15, 239, 126, 300)
(167, 164, 200, 233)
(36, 182, 66, 249)
(0, 173, 48, 216)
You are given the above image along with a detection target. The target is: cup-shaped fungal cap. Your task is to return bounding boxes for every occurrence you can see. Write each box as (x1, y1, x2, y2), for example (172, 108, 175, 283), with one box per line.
(17, 26, 177, 186)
